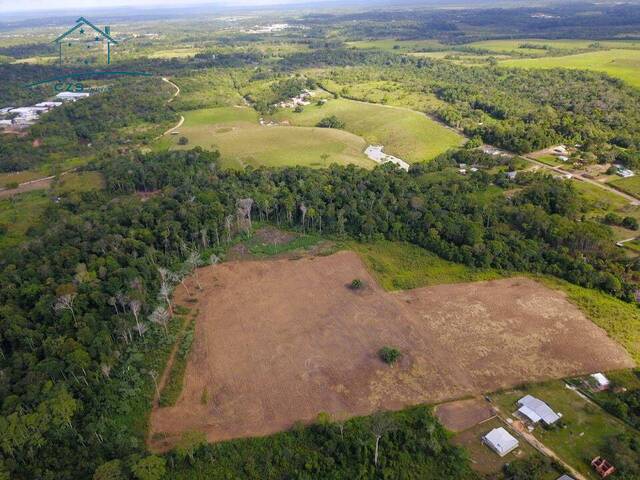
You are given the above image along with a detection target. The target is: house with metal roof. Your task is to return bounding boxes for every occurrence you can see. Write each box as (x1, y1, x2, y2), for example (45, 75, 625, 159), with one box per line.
(482, 427, 519, 457)
(517, 395, 561, 426)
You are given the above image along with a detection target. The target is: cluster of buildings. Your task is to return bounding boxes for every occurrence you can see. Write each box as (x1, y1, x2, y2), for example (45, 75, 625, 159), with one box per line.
(276, 90, 314, 109)
(0, 91, 90, 130)
(481, 377, 616, 479)
(553, 145, 571, 162)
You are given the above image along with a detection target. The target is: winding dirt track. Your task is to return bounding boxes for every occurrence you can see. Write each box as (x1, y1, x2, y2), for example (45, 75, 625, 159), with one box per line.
(149, 251, 633, 451)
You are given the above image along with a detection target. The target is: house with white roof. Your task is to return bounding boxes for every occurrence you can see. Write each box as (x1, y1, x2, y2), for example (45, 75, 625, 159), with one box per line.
(517, 395, 561, 426)
(56, 92, 91, 102)
(591, 373, 610, 391)
(482, 427, 519, 457)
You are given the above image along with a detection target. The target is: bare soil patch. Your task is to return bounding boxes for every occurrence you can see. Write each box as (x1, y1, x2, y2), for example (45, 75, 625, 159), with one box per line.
(253, 225, 297, 245)
(435, 398, 495, 433)
(149, 251, 633, 451)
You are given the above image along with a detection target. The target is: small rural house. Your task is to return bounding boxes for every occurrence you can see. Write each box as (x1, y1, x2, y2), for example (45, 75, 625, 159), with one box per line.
(617, 168, 635, 178)
(506, 171, 517, 180)
(557, 475, 574, 480)
(517, 395, 561, 426)
(591, 457, 615, 478)
(482, 427, 519, 457)
(554, 145, 568, 154)
(590, 373, 610, 391)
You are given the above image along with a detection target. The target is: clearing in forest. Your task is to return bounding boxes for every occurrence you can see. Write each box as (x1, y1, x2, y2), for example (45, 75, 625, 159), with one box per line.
(168, 106, 372, 169)
(272, 98, 464, 163)
(148, 251, 633, 450)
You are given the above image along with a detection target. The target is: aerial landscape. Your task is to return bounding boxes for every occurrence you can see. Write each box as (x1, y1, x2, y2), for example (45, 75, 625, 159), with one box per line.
(1, 0, 640, 479)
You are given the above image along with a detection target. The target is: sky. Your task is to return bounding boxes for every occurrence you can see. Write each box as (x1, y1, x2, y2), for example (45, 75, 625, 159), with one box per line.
(0, 0, 322, 13)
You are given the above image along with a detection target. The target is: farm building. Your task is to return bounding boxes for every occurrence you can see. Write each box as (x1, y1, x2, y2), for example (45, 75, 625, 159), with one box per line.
(590, 373, 610, 391)
(558, 155, 569, 162)
(557, 476, 574, 480)
(56, 92, 91, 102)
(517, 395, 561, 426)
(617, 168, 635, 178)
(482, 427, 519, 457)
(35, 101, 63, 110)
(554, 145, 568, 154)
(506, 171, 517, 180)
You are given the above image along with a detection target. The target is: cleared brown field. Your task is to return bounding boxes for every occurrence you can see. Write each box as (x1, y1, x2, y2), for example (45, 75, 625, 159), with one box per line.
(435, 398, 495, 433)
(149, 251, 633, 450)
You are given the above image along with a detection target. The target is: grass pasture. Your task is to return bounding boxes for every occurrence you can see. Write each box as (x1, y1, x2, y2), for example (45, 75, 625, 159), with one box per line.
(350, 240, 501, 290)
(500, 49, 640, 89)
(466, 38, 640, 54)
(168, 106, 372, 169)
(272, 98, 464, 162)
(346, 39, 445, 52)
(608, 175, 640, 198)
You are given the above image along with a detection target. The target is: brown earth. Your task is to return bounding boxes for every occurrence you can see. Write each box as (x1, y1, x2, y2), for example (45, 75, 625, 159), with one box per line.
(148, 250, 633, 451)
(435, 398, 495, 433)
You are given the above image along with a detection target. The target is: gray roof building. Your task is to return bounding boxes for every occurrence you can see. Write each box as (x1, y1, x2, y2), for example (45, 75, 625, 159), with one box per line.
(517, 395, 560, 425)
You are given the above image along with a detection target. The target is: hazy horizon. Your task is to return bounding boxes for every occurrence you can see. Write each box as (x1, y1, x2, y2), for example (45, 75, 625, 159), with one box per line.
(0, 0, 338, 14)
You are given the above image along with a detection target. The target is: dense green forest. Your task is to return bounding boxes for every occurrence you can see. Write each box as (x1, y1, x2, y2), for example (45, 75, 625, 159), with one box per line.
(1, 146, 638, 478)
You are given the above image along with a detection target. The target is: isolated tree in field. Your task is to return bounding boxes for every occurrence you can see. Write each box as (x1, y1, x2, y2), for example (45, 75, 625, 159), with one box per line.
(350, 278, 363, 289)
(54, 293, 77, 326)
(178, 136, 189, 145)
(131, 455, 166, 480)
(369, 411, 396, 467)
(378, 346, 401, 365)
(149, 306, 171, 334)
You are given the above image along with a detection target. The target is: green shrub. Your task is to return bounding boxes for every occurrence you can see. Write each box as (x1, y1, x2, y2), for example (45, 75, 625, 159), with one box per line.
(379, 346, 401, 365)
(316, 115, 345, 129)
(350, 278, 363, 289)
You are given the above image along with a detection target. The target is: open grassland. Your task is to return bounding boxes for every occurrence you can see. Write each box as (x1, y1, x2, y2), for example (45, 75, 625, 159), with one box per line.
(52, 171, 105, 195)
(169, 107, 372, 169)
(148, 47, 204, 59)
(350, 240, 501, 290)
(494, 380, 636, 479)
(0, 191, 48, 249)
(272, 98, 464, 162)
(500, 49, 640, 89)
(466, 39, 640, 54)
(608, 175, 640, 198)
(149, 250, 631, 450)
(346, 39, 446, 52)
